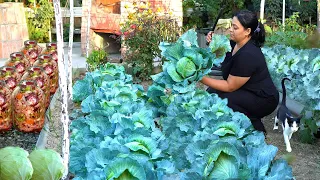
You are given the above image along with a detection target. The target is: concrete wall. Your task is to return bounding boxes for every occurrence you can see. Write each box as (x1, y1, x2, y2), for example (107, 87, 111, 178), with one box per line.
(0, 3, 29, 59)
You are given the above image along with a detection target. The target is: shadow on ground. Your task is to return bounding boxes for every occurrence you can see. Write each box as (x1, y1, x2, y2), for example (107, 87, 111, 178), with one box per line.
(263, 111, 320, 180)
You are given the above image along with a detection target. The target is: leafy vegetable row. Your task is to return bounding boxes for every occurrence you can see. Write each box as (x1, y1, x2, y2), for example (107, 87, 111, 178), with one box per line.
(71, 30, 294, 179)
(262, 45, 320, 142)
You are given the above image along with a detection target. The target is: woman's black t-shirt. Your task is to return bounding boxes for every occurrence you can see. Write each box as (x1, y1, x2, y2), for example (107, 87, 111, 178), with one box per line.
(220, 40, 278, 98)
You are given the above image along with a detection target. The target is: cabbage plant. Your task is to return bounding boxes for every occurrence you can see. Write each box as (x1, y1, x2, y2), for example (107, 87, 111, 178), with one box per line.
(28, 149, 65, 180)
(0, 147, 33, 180)
(153, 29, 231, 93)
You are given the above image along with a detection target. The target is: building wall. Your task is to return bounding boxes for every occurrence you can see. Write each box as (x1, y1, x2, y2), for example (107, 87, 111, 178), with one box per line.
(0, 3, 29, 59)
(81, 0, 182, 56)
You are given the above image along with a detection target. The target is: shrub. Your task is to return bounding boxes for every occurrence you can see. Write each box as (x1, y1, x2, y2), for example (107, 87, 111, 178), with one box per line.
(120, 1, 182, 81)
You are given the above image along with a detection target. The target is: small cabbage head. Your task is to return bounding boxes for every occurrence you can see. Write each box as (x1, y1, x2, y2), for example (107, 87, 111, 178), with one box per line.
(0, 147, 33, 180)
(28, 149, 65, 180)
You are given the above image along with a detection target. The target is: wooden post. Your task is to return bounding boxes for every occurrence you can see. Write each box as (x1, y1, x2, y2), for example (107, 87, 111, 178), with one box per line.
(260, 0, 265, 21)
(86, 0, 92, 60)
(52, 0, 70, 179)
(68, 0, 74, 105)
(318, 0, 320, 33)
(282, 0, 286, 28)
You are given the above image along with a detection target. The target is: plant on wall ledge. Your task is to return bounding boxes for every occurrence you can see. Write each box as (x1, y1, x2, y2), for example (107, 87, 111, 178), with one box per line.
(120, 1, 182, 82)
(25, 0, 54, 43)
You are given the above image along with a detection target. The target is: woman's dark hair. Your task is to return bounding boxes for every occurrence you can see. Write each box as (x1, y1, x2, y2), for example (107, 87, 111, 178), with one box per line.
(234, 10, 265, 47)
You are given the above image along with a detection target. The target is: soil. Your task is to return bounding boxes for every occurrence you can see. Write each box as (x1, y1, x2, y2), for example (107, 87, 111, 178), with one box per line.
(263, 112, 320, 180)
(0, 129, 39, 152)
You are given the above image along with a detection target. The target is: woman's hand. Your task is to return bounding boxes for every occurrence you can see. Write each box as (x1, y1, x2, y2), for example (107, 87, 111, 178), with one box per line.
(206, 31, 214, 44)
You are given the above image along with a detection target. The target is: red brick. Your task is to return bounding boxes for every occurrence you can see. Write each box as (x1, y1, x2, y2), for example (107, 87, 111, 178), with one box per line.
(21, 24, 29, 41)
(2, 8, 8, 25)
(8, 8, 16, 24)
(12, 40, 21, 53)
(5, 25, 12, 41)
(0, 42, 3, 58)
(0, 8, 3, 25)
(11, 24, 20, 40)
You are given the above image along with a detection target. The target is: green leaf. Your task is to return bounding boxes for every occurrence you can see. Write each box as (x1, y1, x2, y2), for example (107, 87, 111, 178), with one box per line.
(208, 153, 239, 179)
(204, 142, 239, 177)
(178, 29, 199, 47)
(265, 159, 294, 180)
(166, 63, 184, 82)
(105, 158, 146, 180)
(299, 128, 314, 143)
(125, 142, 150, 154)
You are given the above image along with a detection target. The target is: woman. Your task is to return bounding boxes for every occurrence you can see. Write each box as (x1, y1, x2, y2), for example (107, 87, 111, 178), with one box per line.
(201, 10, 279, 132)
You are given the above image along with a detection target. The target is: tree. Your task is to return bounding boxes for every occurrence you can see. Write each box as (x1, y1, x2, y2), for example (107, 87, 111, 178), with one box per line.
(52, 0, 70, 179)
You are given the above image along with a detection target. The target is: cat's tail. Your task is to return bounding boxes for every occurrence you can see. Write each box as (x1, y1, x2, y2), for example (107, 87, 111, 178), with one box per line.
(281, 78, 291, 105)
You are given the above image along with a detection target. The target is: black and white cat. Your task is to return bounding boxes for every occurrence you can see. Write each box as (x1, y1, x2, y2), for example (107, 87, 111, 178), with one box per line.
(273, 78, 302, 152)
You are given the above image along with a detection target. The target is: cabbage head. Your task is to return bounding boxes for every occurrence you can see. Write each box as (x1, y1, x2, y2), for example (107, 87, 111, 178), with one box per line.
(155, 29, 231, 93)
(0, 146, 29, 159)
(28, 149, 65, 180)
(0, 154, 33, 180)
(176, 57, 197, 78)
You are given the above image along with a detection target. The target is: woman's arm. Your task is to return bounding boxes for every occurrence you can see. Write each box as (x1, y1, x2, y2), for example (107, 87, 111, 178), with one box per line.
(201, 75, 250, 92)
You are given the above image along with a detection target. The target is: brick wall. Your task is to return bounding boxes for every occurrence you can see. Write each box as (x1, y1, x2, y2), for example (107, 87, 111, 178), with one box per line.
(0, 3, 29, 59)
(81, 0, 182, 55)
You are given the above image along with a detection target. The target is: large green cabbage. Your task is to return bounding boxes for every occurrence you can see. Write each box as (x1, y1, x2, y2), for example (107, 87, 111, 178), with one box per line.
(0, 147, 33, 180)
(28, 149, 65, 180)
(154, 29, 231, 93)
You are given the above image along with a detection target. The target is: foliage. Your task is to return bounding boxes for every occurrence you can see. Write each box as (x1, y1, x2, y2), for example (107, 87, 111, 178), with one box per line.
(152, 29, 230, 94)
(265, 13, 319, 49)
(183, 0, 246, 28)
(72, 63, 133, 103)
(120, 1, 182, 82)
(70, 32, 294, 179)
(278, 12, 316, 34)
(63, 23, 70, 42)
(262, 45, 320, 142)
(182, 0, 207, 29)
(198, 0, 245, 19)
(86, 49, 108, 72)
(25, 0, 54, 43)
(263, 0, 317, 24)
(0, 147, 64, 180)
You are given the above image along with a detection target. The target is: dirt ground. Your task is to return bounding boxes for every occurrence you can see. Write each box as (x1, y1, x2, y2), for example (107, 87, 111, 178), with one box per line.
(263, 112, 320, 180)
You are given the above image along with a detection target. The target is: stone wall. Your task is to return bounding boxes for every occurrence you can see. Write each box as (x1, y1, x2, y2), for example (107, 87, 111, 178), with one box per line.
(0, 3, 29, 59)
(81, 0, 182, 55)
